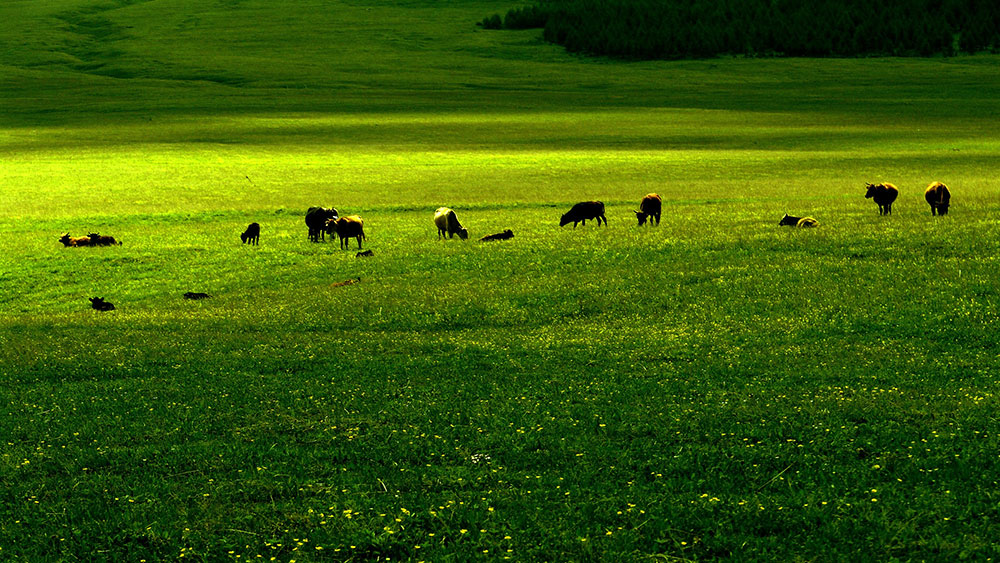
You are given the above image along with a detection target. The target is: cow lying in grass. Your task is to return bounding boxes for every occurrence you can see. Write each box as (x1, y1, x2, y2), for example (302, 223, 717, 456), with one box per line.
(924, 181, 951, 215)
(89, 297, 115, 311)
(59, 233, 91, 247)
(865, 182, 898, 215)
(434, 207, 468, 239)
(560, 201, 606, 228)
(241, 222, 260, 245)
(88, 233, 121, 246)
(635, 193, 662, 226)
(778, 214, 819, 228)
(479, 229, 514, 242)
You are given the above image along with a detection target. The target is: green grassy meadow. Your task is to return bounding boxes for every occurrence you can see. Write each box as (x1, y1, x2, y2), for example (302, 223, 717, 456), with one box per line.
(3, 0, 1000, 561)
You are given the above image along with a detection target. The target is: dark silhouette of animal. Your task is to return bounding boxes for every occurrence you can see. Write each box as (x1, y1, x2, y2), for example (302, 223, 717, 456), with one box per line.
(865, 183, 898, 215)
(327, 215, 366, 250)
(356, 249, 374, 257)
(305, 207, 338, 242)
(434, 207, 468, 239)
(87, 233, 121, 246)
(331, 277, 360, 288)
(635, 193, 662, 226)
(89, 297, 115, 311)
(183, 292, 211, 300)
(560, 201, 606, 228)
(479, 229, 514, 242)
(778, 214, 819, 228)
(241, 222, 260, 245)
(59, 233, 91, 247)
(924, 181, 951, 215)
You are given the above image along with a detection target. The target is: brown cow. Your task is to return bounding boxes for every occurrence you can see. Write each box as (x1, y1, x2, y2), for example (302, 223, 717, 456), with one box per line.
(59, 233, 92, 247)
(635, 193, 662, 226)
(924, 181, 951, 216)
(327, 215, 366, 250)
(864, 183, 899, 215)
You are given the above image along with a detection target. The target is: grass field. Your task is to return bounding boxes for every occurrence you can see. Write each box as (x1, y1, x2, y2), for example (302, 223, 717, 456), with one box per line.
(3, 0, 1000, 561)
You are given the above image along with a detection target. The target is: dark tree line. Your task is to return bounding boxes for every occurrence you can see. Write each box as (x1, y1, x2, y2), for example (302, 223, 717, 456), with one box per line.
(481, 0, 1000, 58)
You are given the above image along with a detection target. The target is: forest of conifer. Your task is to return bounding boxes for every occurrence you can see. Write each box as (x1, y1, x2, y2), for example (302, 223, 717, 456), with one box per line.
(484, 0, 1000, 58)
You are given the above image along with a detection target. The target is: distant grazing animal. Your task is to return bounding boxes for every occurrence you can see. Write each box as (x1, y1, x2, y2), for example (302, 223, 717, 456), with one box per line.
(635, 193, 662, 226)
(328, 215, 366, 250)
(479, 229, 514, 242)
(241, 222, 260, 245)
(89, 297, 115, 311)
(778, 214, 819, 228)
(331, 277, 360, 288)
(924, 181, 951, 215)
(865, 183, 899, 215)
(59, 233, 91, 247)
(434, 207, 468, 240)
(87, 233, 121, 246)
(305, 207, 338, 242)
(560, 201, 606, 228)
(356, 249, 374, 257)
(183, 292, 211, 300)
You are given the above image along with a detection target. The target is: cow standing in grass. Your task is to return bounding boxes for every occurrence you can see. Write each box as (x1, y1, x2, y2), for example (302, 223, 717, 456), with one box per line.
(635, 193, 662, 226)
(865, 183, 898, 215)
(306, 207, 338, 242)
(327, 215, 366, 250)
(434, 207, 468, 240)
(241, 222, 260, 245)
(924, 181, 951, 215)
(560, 201, 606, 228)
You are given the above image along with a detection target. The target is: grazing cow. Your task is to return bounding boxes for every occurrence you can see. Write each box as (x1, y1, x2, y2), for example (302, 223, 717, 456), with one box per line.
(635, 193, 662, 226)
(924, 181, 951, 215)
(864, 183, 899, 215)
(183, 292, 211, 300)
(433, 207, 469, 240)
(87, 233, 121, 246)
(356, 249, 374, 257)
(89, 297, 115, 311)
(59, 233, 92, 247)
(560, 201, 606, 228)
(305, 207, 338, 242)
(778, 214, 819, 228)
(479, 229, 514, 242)
(327, 215, 366, 250)
(241, 222, 260, 245)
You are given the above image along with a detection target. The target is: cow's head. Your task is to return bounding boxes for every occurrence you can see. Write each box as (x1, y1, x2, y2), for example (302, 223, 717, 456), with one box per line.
(864, 183, 879, 199)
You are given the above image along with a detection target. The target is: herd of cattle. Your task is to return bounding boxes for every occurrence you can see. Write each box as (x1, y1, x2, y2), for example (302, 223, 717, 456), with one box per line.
(63, 182, 953, 311)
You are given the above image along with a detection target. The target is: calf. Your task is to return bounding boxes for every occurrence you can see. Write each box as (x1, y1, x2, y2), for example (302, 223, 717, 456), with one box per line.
(433, 207, 468, 239)
(479, 229, 514, 242)
(924, 181, 951, 215)
(778, 214, 819, 228)
(183, 292, 211, 300)
(864, 182, 898, 215)
(59, 233, 91, 247)
(635, 193, 662, 226)
(560, 201, 606, 228)
(241, 222, 260, 245)
(356, 249, 374, 257)
(89, 297, 115, 311)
